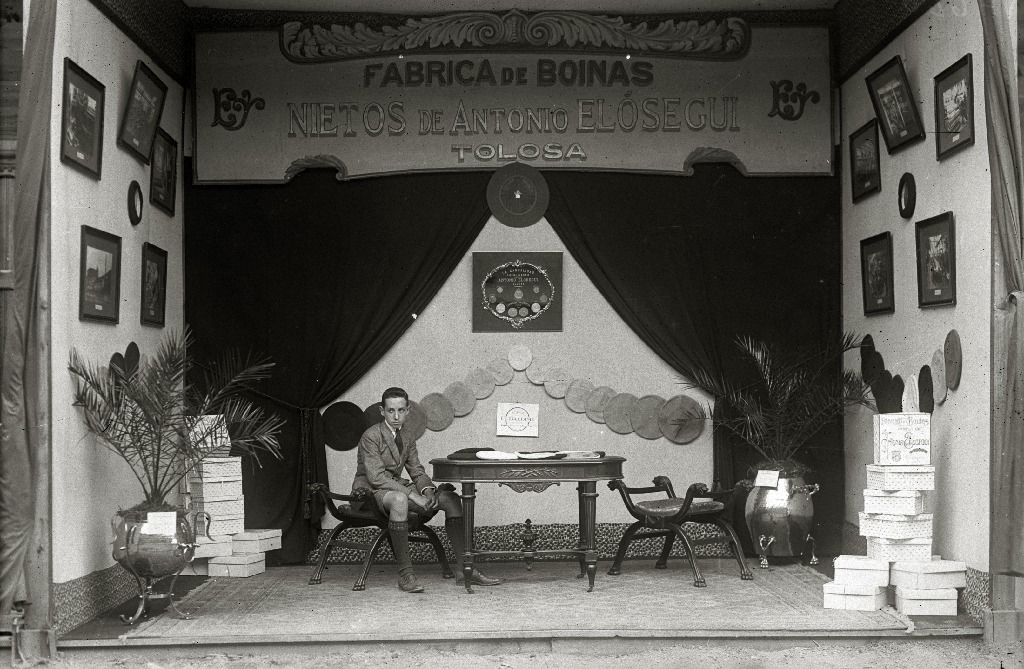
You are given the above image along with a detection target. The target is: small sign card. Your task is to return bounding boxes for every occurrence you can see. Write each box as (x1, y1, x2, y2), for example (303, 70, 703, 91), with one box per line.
(754, 469, 781, 489)
(496, 402, 539, 437)
(145, 511, 178, 536)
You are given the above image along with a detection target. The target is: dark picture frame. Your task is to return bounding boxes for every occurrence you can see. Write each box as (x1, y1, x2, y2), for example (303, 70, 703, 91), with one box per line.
(850, 119, 881, 202)
(933, 54, 974, 160)
(79, 226, 121, 323)
(866, 55, 925, 153)
(117, 60, 168, 164)
(471, 252, 563, 332)
(150, 128, 177, 215)
(860, 232, 895, 316)
(60, 58, 105, 179)
(141, 243, 168, 327)
(915, 212, 956, 308)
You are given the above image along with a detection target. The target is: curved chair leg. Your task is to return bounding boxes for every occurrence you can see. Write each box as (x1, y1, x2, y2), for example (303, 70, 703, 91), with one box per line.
(655, 533, 676, 569)
(353, 530, 389, 591)
(421, 526, 455, 579)
(668, 523, 705, 588)
(716, 519, 753, 580)
(309, 523, 349, 585)
(607, 521, 643, 576)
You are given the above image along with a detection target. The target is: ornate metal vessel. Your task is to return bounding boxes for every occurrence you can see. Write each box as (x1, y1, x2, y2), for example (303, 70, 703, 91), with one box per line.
(744, 475, 819, 568)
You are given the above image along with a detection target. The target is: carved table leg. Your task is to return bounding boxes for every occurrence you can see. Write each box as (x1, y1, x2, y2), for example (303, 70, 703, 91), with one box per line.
(576, 483, 586, 579)
(461, 482, 476, 594)
(580, 481, 598, 592)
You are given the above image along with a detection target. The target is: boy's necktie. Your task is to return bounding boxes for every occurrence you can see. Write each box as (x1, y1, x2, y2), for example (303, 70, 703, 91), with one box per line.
(395, 428, 404, 450)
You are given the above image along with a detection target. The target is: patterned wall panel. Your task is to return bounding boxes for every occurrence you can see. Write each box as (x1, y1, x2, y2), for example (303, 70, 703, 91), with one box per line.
(52, 564, 136, 637)
(835, 0, 944, 82)
(87, 0, 188, 83)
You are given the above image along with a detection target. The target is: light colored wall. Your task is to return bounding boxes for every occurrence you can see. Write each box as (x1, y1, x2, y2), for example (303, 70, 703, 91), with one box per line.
(840, 0, 990, 570)
(326, 216, 713, 527)
(50, 0, 184, 583)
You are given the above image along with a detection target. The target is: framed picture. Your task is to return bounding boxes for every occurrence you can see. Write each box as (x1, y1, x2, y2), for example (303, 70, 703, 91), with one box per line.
(934, 54, 974, 160)
(860, 232, 894, 316)
(150, 128, 177, 215)
(79, 226, 121, 323)
(915, 212, 956, 308)
(866, 55, 925, 153)
(141, 243, 168, 327)
(472, 252, 563, 332)
(60, 58, 105, 179)
(117, 60, 168, 164)
(850, 119, 881, 202)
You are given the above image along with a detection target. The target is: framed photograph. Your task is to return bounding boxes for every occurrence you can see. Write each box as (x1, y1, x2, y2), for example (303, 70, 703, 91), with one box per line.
(866, 55, 925, 153)
(472, 252, 563, 332)
(150, 128, 177, 215)
(860, 232, 894, 316)
(79, 226, 121, 323)
(141, 243, 168, 327)
(934, 54, 974, 160)
(117, 60, 168, 164)
(915, 212, 956, 308)
(850, 119, 881, 202)
(60, 58, 105, 178)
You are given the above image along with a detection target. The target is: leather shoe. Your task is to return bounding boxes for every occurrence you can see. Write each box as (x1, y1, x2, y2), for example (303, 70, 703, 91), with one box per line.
(456, 569, 503, 586)
(398, 573, 424, 593)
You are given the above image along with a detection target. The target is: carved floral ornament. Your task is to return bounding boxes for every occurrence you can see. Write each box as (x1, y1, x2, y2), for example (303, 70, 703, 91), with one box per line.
(279, 11, 750, 62)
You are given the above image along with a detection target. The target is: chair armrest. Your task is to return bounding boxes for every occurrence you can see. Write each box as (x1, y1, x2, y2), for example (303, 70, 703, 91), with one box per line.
(608, 477, 674, 520)
(306, 482, 362, 503)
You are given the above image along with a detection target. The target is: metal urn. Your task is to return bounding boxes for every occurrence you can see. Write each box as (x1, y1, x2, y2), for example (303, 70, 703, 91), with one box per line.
(744, 475, 820, 568)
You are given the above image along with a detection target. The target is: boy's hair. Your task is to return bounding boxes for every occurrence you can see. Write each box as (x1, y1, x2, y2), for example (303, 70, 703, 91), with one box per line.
(381, 387, 409, 405)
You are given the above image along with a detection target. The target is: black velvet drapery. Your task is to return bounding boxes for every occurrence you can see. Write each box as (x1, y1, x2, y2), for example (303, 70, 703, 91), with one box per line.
(185, 167, 492, 563)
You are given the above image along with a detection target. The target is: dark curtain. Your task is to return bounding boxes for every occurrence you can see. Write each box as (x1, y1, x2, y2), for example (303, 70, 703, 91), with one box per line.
(0, 0, 54, 620)
(185, 167, 492, 563)
(543, 166, 842, 548)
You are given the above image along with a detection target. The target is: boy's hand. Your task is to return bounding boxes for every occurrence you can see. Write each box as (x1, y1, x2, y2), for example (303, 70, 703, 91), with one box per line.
(421, 489, 438, 512)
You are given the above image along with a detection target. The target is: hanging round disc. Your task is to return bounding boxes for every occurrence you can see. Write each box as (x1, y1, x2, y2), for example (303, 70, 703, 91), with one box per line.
(363, 402, 383, 429)
(604, 393, 638, 434)
(508, 344, 533, 371)
(632, 395, 667, 440)
(564, 379, 595, 413)
(586, 386, 618, 424)
(544, 367, 572, 398)
(944, 329, 962, 390)
(525, 357, 548, 385)
(322, 401, 365, 451)
(930, 350, 947, 405)
(486, 357, 514, 385)
(402, 400, 427, 442)
(918, 365, 935, 413)
(420, 393, 455, 431)
(466, 367, 495, 399)
(444, 381, 476, 417)
(658, 395, 705, 444)
(486, 162, 549, 228)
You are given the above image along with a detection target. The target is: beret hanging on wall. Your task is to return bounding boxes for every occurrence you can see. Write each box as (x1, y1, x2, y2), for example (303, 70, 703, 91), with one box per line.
(322, 401, 365, 451)
(944, 329, 962, 390)
(486, 162, 549, 228)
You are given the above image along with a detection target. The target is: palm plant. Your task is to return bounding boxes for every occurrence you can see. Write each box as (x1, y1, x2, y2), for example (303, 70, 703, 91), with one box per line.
(68, 329, 284, 512)
(686, 332, 874, 474)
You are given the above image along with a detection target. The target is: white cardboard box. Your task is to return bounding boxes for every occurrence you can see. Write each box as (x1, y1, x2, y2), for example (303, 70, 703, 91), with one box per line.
(833, 555, 890, 587)
(232, 528, 282, 554)
(863, 489, 926, 515)
(866, 536, 932, 562)
(192, 496, 245, 519)
(188, 475, 243, 501)
(193, 534, 233, 559)
(823, 582, 887, 611)
(895, 586, 958, 616)
(865, 465, 935, 491)
(198, 512, 245, 536)
(858, 512, 933, 539)
(209, 552, 265, 577)
(873, 413, 931, 465)
(891, 558, 967, 589)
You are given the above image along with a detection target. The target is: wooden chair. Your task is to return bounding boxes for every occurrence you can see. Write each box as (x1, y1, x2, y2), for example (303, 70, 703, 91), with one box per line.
(305, 482, 455, 590)
(606, 476, 753, 587)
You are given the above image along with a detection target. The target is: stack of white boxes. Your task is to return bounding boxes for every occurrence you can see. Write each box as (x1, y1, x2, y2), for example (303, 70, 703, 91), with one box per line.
(182, 456, 282, 577)
(890, 556, 967, 616)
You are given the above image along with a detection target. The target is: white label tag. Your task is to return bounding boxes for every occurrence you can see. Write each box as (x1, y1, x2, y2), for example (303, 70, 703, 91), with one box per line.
(754, 469, 781, 489)
(146, 511, 178, 536)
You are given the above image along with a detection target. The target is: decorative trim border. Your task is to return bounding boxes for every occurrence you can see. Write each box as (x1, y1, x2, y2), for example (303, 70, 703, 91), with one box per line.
(963, 566, 990, 624)
(52, 564, 136, 638)
(84, 0, 188, 83)
(835, 0, 942, 83)
(280, 12, 749, 62)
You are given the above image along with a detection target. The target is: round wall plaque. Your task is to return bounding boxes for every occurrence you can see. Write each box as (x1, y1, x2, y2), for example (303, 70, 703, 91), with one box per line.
(486, 162, 549, 228)
(898, 172, 916, 219)
(128, 180, 144, 225)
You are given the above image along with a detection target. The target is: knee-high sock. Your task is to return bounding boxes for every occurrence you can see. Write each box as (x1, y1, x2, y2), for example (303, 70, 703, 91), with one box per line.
(389, 521, 414, 577)
(445, 517, 467, 570)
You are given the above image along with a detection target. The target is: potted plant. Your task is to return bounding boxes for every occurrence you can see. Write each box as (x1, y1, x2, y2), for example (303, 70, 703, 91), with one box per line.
(686, 332, 873, 565)
(68, 329, 283, 621)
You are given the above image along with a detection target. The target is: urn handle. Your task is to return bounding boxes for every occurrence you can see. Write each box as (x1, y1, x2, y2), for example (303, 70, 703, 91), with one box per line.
(791, 483, 819, 498)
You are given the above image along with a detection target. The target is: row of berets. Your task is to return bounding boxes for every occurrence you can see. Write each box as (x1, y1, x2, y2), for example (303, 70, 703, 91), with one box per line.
(824, 414, 965, 616)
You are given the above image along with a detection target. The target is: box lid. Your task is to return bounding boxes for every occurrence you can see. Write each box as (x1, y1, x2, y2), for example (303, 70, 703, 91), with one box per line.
(201, 457, 242, 464)
(866, 537, 931, 546)
(863, 489, 923, 498)
(823, 582, 885, 595)
(859, 512, 933, 522)
(895, 586, 958, 599)
(833, 555, 889, 571)
(234, 529, 283, 540)
(892, 558, 967, 574)
(209, 552, 265, 565)
(196, 534, 232, 545)
(865, 465, 935, 473)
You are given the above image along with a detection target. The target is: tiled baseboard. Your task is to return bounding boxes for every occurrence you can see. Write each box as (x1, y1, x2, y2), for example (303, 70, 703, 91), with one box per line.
(52, 564, 137, 637)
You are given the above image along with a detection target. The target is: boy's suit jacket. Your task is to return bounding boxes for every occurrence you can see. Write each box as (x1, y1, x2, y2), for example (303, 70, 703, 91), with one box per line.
(351, 421, 434, 500)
